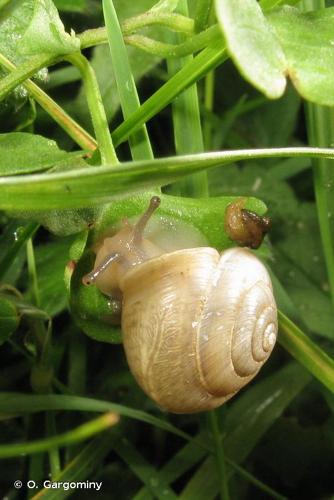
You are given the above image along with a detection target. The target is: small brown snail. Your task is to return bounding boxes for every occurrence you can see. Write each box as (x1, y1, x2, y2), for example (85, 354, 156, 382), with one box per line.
(83, 197, 277, 413)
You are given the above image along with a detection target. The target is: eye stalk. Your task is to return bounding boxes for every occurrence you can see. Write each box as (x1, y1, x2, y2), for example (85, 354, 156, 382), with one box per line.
(132, 196, 161, 244)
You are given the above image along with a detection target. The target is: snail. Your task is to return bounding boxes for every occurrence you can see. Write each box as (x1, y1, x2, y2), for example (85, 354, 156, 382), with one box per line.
(83, 197, 277, 413)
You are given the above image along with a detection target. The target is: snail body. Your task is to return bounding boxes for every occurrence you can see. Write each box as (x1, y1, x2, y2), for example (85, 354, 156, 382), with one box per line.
(83, 197, 277, 413)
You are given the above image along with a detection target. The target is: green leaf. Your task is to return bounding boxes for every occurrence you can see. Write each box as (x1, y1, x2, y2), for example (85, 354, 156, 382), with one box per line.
(0, 148, 333, 210)
(0, 0, 34, 65)
(19, 0, 80, 57)
(215, 0, 287, 99)
(0, 133, 79, 175)
(268, 6, 334, 106)
(0, 295, 20, 344)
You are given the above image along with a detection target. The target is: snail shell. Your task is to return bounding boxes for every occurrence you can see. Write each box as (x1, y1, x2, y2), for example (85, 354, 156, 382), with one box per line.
(121, 246, 277, 413)
(83, 198, 277, 413)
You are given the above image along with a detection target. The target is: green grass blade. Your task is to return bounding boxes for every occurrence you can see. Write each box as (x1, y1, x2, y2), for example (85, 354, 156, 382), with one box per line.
(278, 310, 334, 393)
(167, 0, 208, 197)
(102, 0, 153, 161)
(1, 147, 334, 210)
(111, 38, 227, 147)
(0, 393, 191, 441)
(0, 412, 119, 458)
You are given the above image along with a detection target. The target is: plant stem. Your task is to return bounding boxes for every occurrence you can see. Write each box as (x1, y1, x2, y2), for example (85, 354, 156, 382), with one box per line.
(66, 53, 118, 165)
(123, 25, 220, 58)
(0, 53, 96, 152)
(208, 410, 229, 500)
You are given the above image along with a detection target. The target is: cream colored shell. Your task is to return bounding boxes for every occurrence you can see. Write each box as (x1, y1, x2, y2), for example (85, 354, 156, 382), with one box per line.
(121, 247, 277, 413)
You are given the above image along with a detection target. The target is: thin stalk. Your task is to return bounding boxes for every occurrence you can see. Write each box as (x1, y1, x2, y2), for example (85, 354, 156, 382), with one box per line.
(208, 411, 229, 500)
(167, 0, 208, 197)
(0, 53, 97, 152)
(66, 53, 118, 165)
(123, 24, 220, 58)
(46, 413, 61, 478)
(78, 12, 194, 50)
(102, 0, 154, 161)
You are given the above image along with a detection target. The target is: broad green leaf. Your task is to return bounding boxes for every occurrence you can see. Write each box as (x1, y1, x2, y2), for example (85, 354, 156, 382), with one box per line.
(215, 0, 287, 99)
(0, 133, 79, 175)
(0, 0, 34, 65)
(19, 0, 80, 56)
(0, 148, 333, 211)
(0, 296, 20, 344)
(268, 6, 334, 106)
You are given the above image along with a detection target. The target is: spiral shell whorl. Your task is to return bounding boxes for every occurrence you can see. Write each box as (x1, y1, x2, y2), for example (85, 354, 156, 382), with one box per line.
(197, 248, 277, 396)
